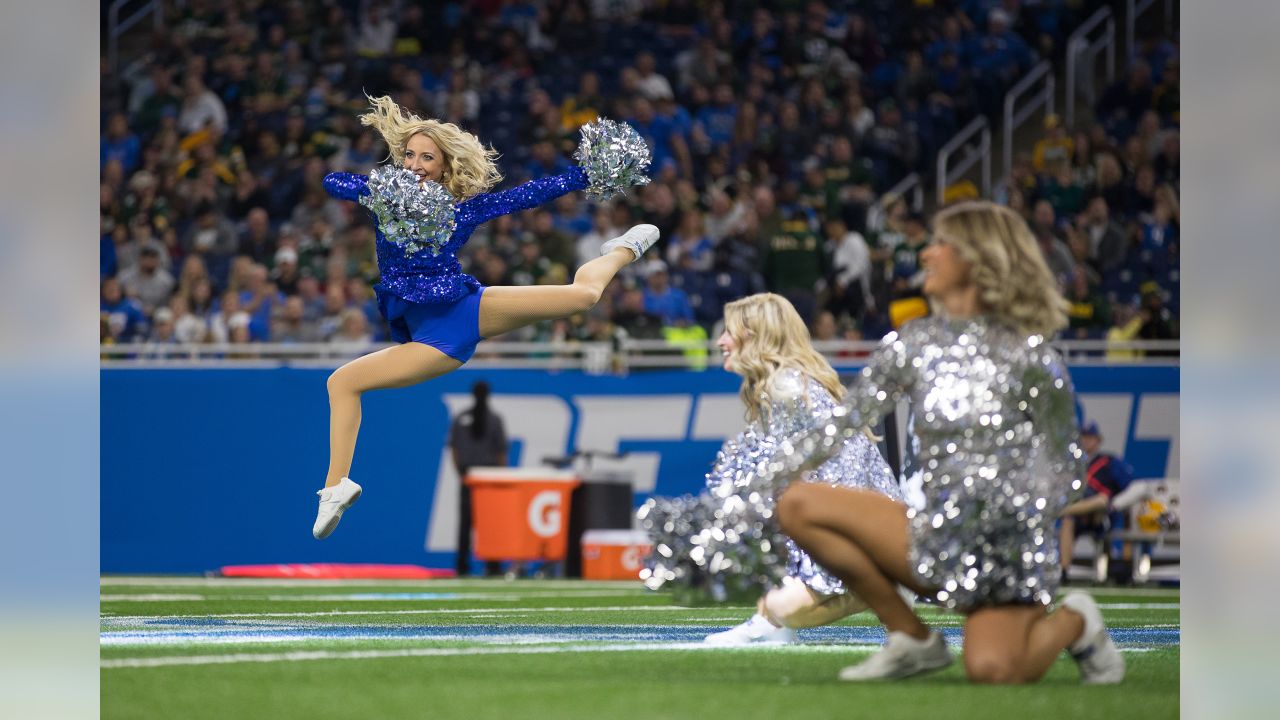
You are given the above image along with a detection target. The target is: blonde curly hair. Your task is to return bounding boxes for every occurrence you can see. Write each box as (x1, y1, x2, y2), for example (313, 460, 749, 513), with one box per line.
(723, 294, 845, 424)
(932, 201, 1069, 337)
(359, 94, 502, 200)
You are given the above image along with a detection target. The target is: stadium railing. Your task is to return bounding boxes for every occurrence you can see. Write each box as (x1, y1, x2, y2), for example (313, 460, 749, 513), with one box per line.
(1065, 6, 1118, 128)
(100, 339, 1180, 370)
(935, 116, 992, 205)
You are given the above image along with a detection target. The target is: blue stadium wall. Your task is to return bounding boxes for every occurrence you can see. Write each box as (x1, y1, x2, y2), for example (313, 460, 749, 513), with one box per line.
(102, 365, 1179, 574)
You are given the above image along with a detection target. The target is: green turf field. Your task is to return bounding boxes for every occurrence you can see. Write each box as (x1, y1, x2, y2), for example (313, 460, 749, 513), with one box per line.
(101, 577, 1179, 719)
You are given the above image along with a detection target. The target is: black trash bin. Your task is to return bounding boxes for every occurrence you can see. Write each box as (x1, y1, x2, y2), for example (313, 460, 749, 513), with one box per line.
(565, 470, 634, 578)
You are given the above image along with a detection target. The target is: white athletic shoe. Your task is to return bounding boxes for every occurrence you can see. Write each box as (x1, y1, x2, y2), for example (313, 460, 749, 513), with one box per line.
(313, 477, 362, 540)
(600, 224, 660, 262)
(1062, 591, 1126, 684)
(703, 613, 798, 646)
(837, 630, 953, 681)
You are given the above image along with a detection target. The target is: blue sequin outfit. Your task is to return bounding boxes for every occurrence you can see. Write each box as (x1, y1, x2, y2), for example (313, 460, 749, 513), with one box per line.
(323, 168, 588, 304)
(704, 368, 901, 596)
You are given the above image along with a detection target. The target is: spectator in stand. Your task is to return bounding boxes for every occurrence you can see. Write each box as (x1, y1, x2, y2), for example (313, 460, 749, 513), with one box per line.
(1064, 267, 1111, 340)
(761, 189, 827, 325)
(1039, 158, 1086, 219)
(1105, 301, 1145, 361)
(170, 295, 208, 345)
(237, 263, 284, 342)
(1030, 200, 1075, 287)
(237, 207, 277, 268)
(665, 209, 716, 272)
(101, 276, 148, 343)
(864, 99, 918, 184)
(1032, 114, 1072, 173)
(118, 246, 176, 315)
(1078, 196, 1129, 275)
(526, 210, 575, 271)
(889, 211, 929, 301)
(272, 296, 323, 343)
(177, 72, 228, 138)
(704, 185, 748, 244)
(1141, 186, 1179, 256)
(613, 287, 665, 341)
(1059, 421, 1135, 583)
(101, 112, 141, 174)
(328, 307, 374, 351)
(355, 1, 398, 59)
(968, 8, 1035, 113)
(271, 247, 302, 296)
(146, 307, 178, 345)
(642, 260, 695, 326)
(1138, 283, 1177, 355)
(634, 51, 675, 103)
(1097, 61, 1154, 138)
(695, 83, 737, 148)
(576, 206, 619, 269)
(1092, 152, 1127, 216)
(825, 217, 874, 325)
(559, 71, 605, 131)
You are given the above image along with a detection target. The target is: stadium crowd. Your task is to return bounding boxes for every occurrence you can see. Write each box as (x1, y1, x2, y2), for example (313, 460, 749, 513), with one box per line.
(100, 0, 1178, 356)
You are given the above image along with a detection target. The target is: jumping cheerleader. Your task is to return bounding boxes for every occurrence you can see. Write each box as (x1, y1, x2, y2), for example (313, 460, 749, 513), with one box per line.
(313, 95, 656, 540)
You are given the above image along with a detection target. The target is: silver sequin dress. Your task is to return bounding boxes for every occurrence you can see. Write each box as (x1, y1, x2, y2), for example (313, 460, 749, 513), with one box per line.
(638, 369, 900, 602)
(776, 316, 1085, 609)
(704, 368, 902, 596)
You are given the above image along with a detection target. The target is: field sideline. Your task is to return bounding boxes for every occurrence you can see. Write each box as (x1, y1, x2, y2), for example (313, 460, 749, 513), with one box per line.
(101, 577, 1179, 719)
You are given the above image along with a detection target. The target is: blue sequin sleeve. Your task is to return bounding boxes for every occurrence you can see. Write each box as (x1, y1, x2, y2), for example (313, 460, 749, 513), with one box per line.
(455, 168, 589, 229)
(322, 172, 371, 202)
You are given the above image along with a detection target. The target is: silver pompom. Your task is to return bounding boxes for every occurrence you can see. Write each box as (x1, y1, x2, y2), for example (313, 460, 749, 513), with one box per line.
(637, 481, 790, 605)
(574, 117, 652, 201)
(359, 166, 457, 257)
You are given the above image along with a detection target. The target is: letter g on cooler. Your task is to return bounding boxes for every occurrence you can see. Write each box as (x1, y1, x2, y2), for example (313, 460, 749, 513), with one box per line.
(527, 490, 563, 538)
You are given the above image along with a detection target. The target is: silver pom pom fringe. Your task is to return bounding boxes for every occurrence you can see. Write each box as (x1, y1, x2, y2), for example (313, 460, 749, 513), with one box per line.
(359, 166, 457, 257)
(637, 480, 791, 605)
(574, 117, 652, 201)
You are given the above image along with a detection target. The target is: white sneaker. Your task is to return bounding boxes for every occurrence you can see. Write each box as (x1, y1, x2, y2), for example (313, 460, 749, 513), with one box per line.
(838, 630, 953, 681)
(313, 477, 362, 540)
(1062, 591, 1126, 684)
(601, 224, 659, 262)
(704, 613, 797, 646)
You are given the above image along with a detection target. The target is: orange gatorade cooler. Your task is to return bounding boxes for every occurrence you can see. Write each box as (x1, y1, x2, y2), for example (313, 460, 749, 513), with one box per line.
(581, 529, 652, 580)
(465, 468, 581, 562)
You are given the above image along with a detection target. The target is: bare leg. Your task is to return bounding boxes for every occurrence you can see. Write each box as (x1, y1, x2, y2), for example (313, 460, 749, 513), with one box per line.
(478, 249, 633, 338)
(1059, 515, 1076, 575)
(324, 342, 462, 487)
(777, 483, 932, 639)
(963, 604, 1084, 684)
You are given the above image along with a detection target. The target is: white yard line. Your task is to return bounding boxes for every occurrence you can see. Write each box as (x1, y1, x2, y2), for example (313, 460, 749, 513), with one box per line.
(101, 642, 1161, 670)
(102, 605, 732, 622)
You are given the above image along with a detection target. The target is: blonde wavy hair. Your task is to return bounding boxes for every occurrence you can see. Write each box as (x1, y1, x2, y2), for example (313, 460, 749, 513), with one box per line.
(723, 294, 845, 424)
(932, 201, 1069, 337)
(359, 94, 502, 200)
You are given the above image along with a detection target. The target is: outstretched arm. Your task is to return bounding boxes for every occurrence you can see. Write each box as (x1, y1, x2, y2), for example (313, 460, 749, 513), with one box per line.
(769, 330, 915, 479)
(322, 172, 371, 202)
(455, 168, 588, 228)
